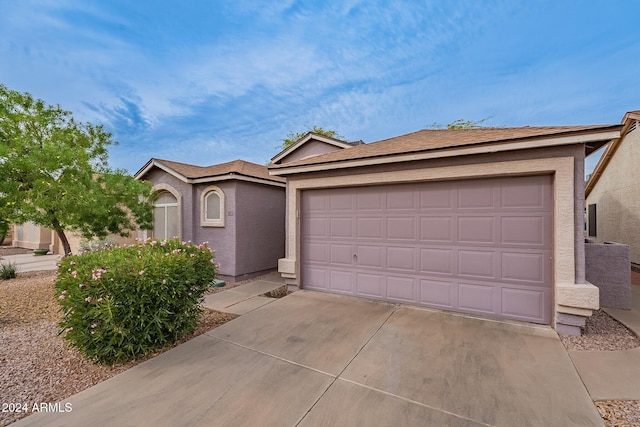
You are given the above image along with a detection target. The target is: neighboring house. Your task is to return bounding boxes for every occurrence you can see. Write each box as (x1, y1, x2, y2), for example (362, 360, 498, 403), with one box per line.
(269, 126, 623, 334)
(11, 222, 134, 255)
(135, 158, 286, 280)
(586, 111, 640, 269)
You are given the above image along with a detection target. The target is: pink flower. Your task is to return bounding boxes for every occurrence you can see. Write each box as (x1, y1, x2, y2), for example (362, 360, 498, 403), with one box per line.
(139, 270, 145, 276)
(162, 279, 167, 284)
(97, 297, 103, 302)
(91, 323, 98, 328)
(190, 253, 195, 258)
(79, 283, 86, 288)
(85, 296, 94, 303)
(150, 240, 157, 246)
(160, 240, 167, 247)
(70, 261, 76, 266)
(71, 271, 78, 278)
(58, 295, 66, 300)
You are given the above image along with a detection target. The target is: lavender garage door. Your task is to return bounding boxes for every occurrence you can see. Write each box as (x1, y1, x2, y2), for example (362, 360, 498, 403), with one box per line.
(301, 175, 553, 324)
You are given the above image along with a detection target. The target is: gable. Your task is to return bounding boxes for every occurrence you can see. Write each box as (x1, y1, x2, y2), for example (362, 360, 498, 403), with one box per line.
(271, 132, 357, 165)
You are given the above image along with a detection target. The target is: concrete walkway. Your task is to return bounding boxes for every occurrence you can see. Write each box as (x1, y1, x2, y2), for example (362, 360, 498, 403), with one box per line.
(202, 272, 286, 315)
(569, 279, 640, 401)
(0, 253, 61, 273)
(14, 291, 603, 427)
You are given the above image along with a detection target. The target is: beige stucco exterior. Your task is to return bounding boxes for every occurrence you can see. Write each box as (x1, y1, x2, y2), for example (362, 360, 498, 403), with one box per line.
(11, 222, 136, 255)
(586, 124, 640, 265)
(277, 147, 599, 327)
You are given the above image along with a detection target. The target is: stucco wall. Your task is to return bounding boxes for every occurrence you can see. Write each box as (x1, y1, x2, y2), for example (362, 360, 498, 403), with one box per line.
(279, 140, 344, 164)
(586, 128, 640, 265)
(193, 181, 237, 277)
(234, 181, 285, 276)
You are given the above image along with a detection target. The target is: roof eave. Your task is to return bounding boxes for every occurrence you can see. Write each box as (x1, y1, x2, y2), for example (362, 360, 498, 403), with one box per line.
(270, 132, 355, 164)
(271, 128, 622, 176)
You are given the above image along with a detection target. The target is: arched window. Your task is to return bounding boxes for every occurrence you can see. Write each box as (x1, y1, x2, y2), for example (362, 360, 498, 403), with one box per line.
(153, 191, 179, 239)
(201, 186, 225, 227)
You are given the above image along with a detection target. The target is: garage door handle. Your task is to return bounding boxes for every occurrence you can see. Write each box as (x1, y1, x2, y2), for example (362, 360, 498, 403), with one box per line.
(353, 254, 358, 262)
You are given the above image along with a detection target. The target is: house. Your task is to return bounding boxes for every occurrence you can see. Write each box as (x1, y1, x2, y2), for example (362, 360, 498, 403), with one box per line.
(10, 222, 135, 255)
(585, 111, 640, 270)
(269, 125, 623, 334)
(135, 158, 286, 281)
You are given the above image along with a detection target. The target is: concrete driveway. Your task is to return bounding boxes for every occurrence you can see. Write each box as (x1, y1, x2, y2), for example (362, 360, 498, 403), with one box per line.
(15, 291, 603, 427)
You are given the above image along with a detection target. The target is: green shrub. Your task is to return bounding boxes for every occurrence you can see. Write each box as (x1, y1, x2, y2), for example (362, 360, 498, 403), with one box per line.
(0, 261, 18, 279)
(55, 238, 217, 364)
(79, 237, 117, 254)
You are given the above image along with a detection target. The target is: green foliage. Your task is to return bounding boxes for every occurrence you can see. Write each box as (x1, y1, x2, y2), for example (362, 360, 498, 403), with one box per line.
(79, 237, 117, 254)
(0, 261, 18, 280)
(281, 126, 344, 149)
(55, 238, 217, 364)
(429, 117, 492, 130)
(0, 219, 8, 236)
(0, 84, 154, 255)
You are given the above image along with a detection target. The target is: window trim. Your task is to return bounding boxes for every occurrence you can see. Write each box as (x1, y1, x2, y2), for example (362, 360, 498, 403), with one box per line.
(201, 185, 225, 227)
(148, 183, 182, 240)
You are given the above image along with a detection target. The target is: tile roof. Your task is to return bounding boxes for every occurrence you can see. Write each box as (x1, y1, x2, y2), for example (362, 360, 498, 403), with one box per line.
(148, 158, 286, 183)
(269, 124, 621, 170)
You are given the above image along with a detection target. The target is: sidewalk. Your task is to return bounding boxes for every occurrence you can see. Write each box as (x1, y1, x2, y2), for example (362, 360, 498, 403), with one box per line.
(202, 272, 287, 315)
(0, 253, 61, 273)
(569, 281, 640, 400)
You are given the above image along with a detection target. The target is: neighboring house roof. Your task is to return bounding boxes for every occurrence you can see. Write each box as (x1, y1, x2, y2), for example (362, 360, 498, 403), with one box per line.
(585, 111, 640, 197)
(135, 158, 286, 187)
(269, 124, 622, 175)
(271, 132, 363, 164)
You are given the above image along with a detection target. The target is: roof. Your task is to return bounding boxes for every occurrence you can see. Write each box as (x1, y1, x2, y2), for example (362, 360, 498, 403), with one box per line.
(269, 124, 622, 175)
(271, 132, 361, 164)
(585, 111, 640, 197)
(135, 158, 286, 186)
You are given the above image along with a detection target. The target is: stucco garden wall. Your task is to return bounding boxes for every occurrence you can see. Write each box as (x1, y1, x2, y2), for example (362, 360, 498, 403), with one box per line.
(586, 128, 640, 266)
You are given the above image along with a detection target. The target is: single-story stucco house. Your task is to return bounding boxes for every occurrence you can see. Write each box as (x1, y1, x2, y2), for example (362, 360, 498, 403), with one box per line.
(585, 111, 640, 269)
(135, 158, 286, 281)
(269, 124, 624, 334)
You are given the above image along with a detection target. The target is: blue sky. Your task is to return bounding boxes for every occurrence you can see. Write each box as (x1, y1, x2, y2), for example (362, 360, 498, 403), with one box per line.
(1, 1, 638, 175)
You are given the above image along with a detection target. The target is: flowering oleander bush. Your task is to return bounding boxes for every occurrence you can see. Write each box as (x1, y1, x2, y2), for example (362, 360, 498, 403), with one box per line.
(55, 238, 216, 364)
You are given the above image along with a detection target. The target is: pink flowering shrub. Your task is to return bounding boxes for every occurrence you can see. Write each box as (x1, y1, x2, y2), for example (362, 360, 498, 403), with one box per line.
(55, 238, 217, 364)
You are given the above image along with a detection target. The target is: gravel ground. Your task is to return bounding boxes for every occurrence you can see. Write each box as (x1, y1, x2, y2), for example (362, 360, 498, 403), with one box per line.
(0, 271, 236, 427)
(559, 309, 640, 427)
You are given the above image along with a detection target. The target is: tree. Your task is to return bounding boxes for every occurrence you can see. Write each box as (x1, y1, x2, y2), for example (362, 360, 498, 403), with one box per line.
(0, 84, 154, 255)
(429, 117, 492, 130)
(281, 126, 344, 149)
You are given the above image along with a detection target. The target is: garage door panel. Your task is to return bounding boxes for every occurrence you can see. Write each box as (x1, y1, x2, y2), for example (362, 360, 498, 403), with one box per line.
(419, 186, 454, 210)
(501, 287, 546, 323)
(304, 217, 327, 237)
(458, 216, 496, 244)
(387, 246, 416, 272)
(500, 251, 550, 286)
(420, 279, 455, 308)
(356, 273, 384, 298)
(458, 250, 495, 279)
(387, 217, 416, 240)
(329, 270, 354, 293)
(386, 276, 416, 302)
(357, 191, 383, 210)
(420, 216, 454, 242)
(356, 217, 384, 239)
(304, 242, 328, 263)
(420, 248, 454, 275)
(356, 245, 384, 268)
(387, 188, 416, 210)
(304, 267, 329, 291)
(500, 175, 551, 209)
(330, 244, 353, 265)
(301, 175, 552, 325)
(501, 216, 546, 246)
(458, 282, 496, 314)
(458, 184, 496, 209)
(330, 217, 353, 238)
(329, 193, 352, 210)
